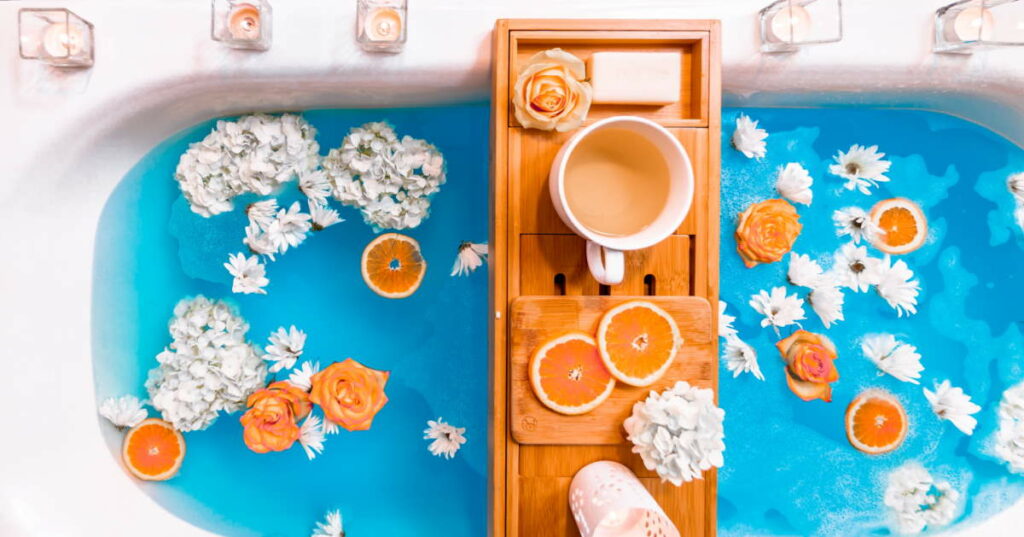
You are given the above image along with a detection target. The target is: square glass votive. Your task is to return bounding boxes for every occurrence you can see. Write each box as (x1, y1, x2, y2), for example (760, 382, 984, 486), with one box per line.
(934, 0, 1024, 54)
(758, 0, 843, 53)
(357, 0, 407, 53)
(18, 8, 95, 67)
(212, 0, 272, 51)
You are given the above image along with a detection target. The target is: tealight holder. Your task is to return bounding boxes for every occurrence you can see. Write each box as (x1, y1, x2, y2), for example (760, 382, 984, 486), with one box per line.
(758, 0, 843, 53)
(212, 0, 272, 51)
(18, 8, 95, 68)
(569, 461, 680, 537)
(357, 0, 407, 53)
(934, 0, 1024, 54)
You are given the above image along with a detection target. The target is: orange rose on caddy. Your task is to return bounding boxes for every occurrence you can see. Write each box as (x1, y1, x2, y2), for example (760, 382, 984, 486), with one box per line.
(776, 330, 839, 402)
(240, 381, 312, 453)
(310, 358, 389, 431)
(735, 198, 802, 268)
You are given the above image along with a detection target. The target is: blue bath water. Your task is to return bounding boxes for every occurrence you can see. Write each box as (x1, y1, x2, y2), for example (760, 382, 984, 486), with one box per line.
(718, 108, 1024, 536)
(92, 104, 489, 537)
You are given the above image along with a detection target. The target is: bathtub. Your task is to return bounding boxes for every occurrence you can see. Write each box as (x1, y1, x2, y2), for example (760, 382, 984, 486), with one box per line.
(1, 0, 1022, 536)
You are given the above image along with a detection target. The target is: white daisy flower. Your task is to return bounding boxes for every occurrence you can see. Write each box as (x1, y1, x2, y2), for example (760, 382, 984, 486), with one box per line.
(246, 199, 279, 231)
(861, 334, 923, 384)
(299, 413, 326, 460)
(924, 380, 980, 435)
(833, 206, 881, 245)
(775, 162, 813, 205)
(323, 419, 340, 436)
(288, 361, 320, 392)
(243, 223, 278, 260)
(832, 242, 881, 293)
(263, 325, 306, 373)
(309, 200, 343, 231)
(424, 417, 468, 459)
(311, 510, 344, 537)
(265, 201, 312, 254)
(787, 252, 825, 289)
(723, 337, 764, 380)
(718, 300, 738, 340)
(451, 241, 489, 277)
(299, 169, 332, 204)
(224, 252, 269, 295)
(1009, 172, 1024, 201)
(995, 381, 1024, 474)
(808, 284, 844, 329)
(98, 395, 148, 429)
(871, 254, 921, 317)
(1015, 204, 1024, 233)
(829, 144, 891, 195)
(749, 287, 806, 335)
(884, 462, 960, 535)
(731, 113, 768, 159)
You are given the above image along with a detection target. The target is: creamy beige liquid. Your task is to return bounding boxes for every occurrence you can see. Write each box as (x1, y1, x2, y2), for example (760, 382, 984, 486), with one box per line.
(564, 128, 670, 237)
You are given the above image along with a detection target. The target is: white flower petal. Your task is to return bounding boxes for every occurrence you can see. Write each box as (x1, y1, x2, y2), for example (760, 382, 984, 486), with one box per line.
(749, 286, 805, 334)
(424, 417, 467, 459)
(884, 462, 959, 534)
(722, 337, 763, 381)
(311, 510, 344, 537)
(776, 162, 813, 205)
(732, 113, 768, 159)
(828, 144, 891, 195)
(924, 380, 980, 435)
(98, 395, 148, 428)
(862, 334, 923, 384)
(451, 241, 488, 277)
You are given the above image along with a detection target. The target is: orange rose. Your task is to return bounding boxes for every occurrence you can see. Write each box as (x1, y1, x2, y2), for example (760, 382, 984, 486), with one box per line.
(240, 381, 312, 453)
(310, 358, 389, 431)
(735, 198, 802, 268)
(512, 48, 593, 132)
(777, 330, 839, 402)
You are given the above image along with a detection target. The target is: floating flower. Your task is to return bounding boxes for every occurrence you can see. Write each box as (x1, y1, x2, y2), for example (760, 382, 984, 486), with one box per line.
(310, 358, 390, 431)
(298, 413, 326, 460)
(244, 222, 279, 260)
(732, 113, 768, 159)
(424, 417, 467, 459)
(1009, 172, 1024, 201)
(311, 510, 344, 537)
(146, 297, 266, 432)
(735, 199, 802, 268)
(309, 200, 343, 231)
(623, 381, 725, 486)
(776, 330, 839, 402)
(808, 284, 844, 329)
(288, 360, 320, 392)
(924, 380, 980, 435)
(775, 162, 813, 205)
(833, 206, 881, 245)
(829, 144, 891, 195)
(451, 241, 489, 277)
(723, 337, 764, 381)
(265, 201, 311, 254)
(884, 462, 960, 535)
(246, 199, 279, 230)
(870, 254, 921, 317)
(861, 334, 923, 384)
(787, 252, 824, 289)
(995, 381, 1024, 474)
(224, 252, 269, 295)
(240, 380, 312, 453)
(98, 395, 148, 429)
(263, 325, 306, 373)
(718, 300, 738, 340)
(832, 242, 880, 293)
(299, 169, 332, 204)
(512, 48, 592, 132)
(749, 287, 806, 335)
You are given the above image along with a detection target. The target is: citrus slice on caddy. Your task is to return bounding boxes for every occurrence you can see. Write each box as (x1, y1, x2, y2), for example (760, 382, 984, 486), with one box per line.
(529, 332, 616, 415)
(596, 300, 682, 387)
(122, 418, 186, 481)
(361, 233, 427, 299)
(845, 389, 908, 455)
(869, 198, 928, 255)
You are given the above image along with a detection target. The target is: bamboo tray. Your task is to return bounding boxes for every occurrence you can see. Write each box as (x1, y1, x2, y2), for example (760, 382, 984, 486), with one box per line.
(490, 19, 721, 537)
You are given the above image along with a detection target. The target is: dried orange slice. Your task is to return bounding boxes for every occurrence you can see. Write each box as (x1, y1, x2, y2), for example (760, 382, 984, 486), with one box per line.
(596, 300, 682, 387)
(845, 389, 908, 455)
(869, 198, 927, 255)
(122, 418, 186, 481)
(361, 233, 427, 298)
(529, 332, 616, 415)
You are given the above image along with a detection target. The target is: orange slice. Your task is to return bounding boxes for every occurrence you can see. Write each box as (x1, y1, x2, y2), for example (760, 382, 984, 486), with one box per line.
(361, 233, 427, 299)
(529, 332, 616, 415)
(845, 389, 908, 455)
(596, 300, 682, 387)
(869, 198, 927, 255)
(122, 418, 186, 481)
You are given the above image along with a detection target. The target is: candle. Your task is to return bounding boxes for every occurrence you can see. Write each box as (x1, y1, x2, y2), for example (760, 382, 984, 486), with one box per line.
(365, 7, 403, 42)
(228, 3, 262, 41)
(953, 6, 994, 42)
(770, 5, 812, 43)
(42, 22, 84, 58)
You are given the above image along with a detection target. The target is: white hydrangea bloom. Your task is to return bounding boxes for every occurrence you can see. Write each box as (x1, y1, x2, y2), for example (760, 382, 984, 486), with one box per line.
(98, 395, 148, 429)
(311, 510, 344, 537)
(146, 296, 266, 432)
(924, 380, 981, 435)
(833, 206, 881, 245)
(424, 417, 467, 459)
(749, 287, 806, 335)
(861, 334, 923, 384)
(451, 241, 488, 277)
(623, 381, 725, 486)
(995, 381, 1024, 475)
(829, 144, 891, 195)
(870, 254, 921, 317)
(884, 462, 960, 535)
(731, 113, 768, 159)
(775, 162, 813, 205)
(175, 114, 320, 217)
(787, 252, 825, 289)
(718, 300, 738, 340)
(723, 337, 763, 381)
(323, 121, 446, 230)
(263, 325, 306, 373)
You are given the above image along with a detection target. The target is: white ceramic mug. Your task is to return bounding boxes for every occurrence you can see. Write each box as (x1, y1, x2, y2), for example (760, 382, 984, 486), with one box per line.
(549, 116, 694, 285)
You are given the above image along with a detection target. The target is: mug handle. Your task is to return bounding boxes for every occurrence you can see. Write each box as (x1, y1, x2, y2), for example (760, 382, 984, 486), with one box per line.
(586, 241, 624, 286)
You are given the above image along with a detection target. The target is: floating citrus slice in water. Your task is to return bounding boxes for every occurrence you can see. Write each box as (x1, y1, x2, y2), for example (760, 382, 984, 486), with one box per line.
(361, 233, 427, 299)
(596, 300, 682, 387)
(845, 389, 908, 455)
(869, 198, 927, 255)
(529, 332, 615, 415)
(122, 418, 186, 481)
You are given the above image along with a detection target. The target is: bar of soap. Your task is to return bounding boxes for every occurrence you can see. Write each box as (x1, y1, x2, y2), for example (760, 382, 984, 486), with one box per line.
(587, 52, 681, 105)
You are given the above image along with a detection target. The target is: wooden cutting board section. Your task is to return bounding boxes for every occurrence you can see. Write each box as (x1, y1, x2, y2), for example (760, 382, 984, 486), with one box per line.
(510, 296, 713, 444)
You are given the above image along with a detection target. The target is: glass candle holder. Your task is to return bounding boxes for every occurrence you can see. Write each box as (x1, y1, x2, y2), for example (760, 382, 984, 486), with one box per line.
(569, 461, 680, 537)
(18, 8, 95, 68)
(357, 0, 407, 53)
(212, 0, 272, 51)
(934, 0, 1024, 54)
(758, 0, 843, 53)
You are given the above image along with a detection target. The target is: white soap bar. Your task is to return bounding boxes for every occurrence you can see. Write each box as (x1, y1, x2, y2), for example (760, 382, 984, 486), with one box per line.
(587, 52, 681, 105)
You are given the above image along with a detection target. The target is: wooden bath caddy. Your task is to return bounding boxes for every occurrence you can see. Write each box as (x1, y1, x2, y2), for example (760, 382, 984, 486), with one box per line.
(490, 19, 721, 537)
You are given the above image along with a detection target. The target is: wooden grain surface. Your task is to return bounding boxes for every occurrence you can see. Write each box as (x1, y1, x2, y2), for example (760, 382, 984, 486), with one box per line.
(509, 296, 712, 444)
